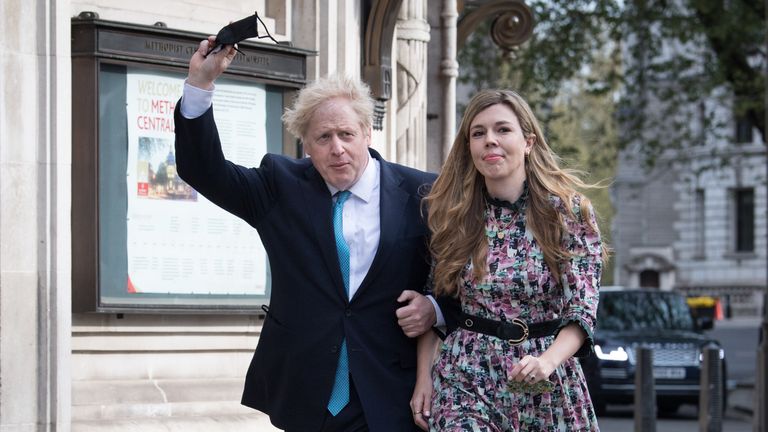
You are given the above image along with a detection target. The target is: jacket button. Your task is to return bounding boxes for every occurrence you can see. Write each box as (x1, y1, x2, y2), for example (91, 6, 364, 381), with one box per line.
(330, 345, 338, 353)
(345, 309, 352, 317)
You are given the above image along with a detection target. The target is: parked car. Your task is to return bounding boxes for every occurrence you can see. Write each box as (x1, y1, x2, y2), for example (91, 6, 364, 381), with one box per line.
(580, 287, 726, 415)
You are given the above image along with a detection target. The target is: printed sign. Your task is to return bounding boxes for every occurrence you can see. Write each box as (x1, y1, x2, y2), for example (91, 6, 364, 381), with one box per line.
(125, 69, 268, 295)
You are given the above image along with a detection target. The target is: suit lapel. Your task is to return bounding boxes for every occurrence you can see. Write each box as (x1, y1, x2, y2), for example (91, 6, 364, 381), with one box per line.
(300, 165, 348, 302)
(352, 153, 408, 301)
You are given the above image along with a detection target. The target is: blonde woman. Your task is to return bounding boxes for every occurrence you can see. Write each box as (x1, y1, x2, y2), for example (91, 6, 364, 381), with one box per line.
(410, 90, 606, 431)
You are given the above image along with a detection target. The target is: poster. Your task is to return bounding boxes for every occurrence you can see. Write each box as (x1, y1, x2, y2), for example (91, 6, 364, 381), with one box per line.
(125, 69, 268, 295)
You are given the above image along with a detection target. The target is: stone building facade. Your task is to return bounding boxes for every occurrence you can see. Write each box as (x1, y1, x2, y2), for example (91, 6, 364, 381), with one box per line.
(610, 1, 766, 317)
(612, 95, 766, 317)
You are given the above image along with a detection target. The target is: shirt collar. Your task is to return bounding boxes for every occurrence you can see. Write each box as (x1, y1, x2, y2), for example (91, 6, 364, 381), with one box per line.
(327, 151, 378, 203)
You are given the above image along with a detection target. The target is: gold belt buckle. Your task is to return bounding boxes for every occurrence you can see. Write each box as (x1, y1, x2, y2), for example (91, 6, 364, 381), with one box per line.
(508, 318, 529, 345)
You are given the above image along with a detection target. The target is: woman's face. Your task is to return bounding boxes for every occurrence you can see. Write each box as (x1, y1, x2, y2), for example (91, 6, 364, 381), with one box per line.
(468, 103, 533, 192)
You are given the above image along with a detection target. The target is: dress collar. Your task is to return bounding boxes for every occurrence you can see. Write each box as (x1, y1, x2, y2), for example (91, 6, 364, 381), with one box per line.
(484, 181, 529, 213)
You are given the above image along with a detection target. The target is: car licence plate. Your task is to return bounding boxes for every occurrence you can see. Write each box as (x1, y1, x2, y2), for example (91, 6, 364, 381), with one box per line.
(653, 367, 686, 379)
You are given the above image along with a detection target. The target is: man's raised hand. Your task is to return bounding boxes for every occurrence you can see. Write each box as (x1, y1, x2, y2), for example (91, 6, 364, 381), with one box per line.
(187, 36, 237, 90)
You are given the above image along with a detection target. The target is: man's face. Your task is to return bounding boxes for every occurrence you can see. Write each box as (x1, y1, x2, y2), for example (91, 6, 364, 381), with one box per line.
(303, 98, 371, 191)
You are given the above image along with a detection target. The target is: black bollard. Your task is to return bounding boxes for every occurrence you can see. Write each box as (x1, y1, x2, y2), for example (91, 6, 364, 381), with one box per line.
(634, 346, 656, 432)
(699, 345, 723, 432)
(756, 298, 767, 432)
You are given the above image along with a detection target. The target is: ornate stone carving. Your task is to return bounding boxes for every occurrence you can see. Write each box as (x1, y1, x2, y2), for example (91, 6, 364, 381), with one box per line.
(364, 0, 404, 130)
(489, 5, 534, 53)
(458, 0, 534, 53)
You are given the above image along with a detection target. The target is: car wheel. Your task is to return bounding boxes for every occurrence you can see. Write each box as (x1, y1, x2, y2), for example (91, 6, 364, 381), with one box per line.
(593, 398, 607, 417)
(658, 401, 681, 415)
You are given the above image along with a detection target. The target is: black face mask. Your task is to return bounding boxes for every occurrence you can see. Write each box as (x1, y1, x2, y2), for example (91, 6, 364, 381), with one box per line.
(204, 11, 281, 57)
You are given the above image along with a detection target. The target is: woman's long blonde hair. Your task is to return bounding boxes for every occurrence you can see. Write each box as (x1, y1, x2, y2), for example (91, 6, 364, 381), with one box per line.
(425, 89, 606, 296)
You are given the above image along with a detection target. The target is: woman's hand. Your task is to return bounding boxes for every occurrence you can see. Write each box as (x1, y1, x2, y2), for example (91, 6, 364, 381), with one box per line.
(412, 329, 439, 430)
(508, 323, 586, 385)
(410, 374, 432, 430)
(507, 354, 556, 385)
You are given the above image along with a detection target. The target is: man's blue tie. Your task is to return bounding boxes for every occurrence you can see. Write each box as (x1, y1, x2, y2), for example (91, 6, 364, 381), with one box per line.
(327, 190, 351, 416)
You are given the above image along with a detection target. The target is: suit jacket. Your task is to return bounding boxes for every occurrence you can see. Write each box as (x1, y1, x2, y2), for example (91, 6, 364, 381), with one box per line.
(174, 105, 436, 431)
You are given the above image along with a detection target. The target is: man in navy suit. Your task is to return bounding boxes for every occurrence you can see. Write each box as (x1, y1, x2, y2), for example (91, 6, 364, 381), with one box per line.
(174, 36, 440, 431)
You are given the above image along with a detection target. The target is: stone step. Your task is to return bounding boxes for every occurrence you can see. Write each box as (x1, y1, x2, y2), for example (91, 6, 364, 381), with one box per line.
(72, 378, 252, 421)
(71, 413, 280, 432)
(72, 378, 281, 431)
(73, 400, 253, 421)
(74, 378, 242, 405)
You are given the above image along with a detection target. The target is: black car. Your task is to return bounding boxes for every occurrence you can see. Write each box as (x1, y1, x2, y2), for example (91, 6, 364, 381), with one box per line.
(580, 287, 726, 414)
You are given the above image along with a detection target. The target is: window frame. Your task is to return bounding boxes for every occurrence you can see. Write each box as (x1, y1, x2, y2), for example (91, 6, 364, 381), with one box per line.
(734, 115, 754, 144)
(71, 15, 313, 313)
(733, 187, 755, 254)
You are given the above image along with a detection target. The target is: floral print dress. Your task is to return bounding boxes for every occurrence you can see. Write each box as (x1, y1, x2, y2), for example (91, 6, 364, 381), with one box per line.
(430, 191, 602, 432)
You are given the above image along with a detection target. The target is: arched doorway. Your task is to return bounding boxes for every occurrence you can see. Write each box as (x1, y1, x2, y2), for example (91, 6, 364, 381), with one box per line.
(625, 248, 676, 290)
(639, 269, 660, 288)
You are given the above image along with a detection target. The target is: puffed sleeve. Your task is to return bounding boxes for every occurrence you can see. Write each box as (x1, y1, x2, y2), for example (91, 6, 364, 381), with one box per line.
(425, 260, 463, 339)
(555, 195, 602, 357)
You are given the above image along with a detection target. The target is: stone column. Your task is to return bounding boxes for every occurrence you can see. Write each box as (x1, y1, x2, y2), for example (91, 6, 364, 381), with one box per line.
(439, 0, 459, 166)
(318, 0, 362, 78)
(425, 1, 453, 173)
(291, 0, 319, 81)
(0, 0, 72, 431)
(394, 0, 431, 169)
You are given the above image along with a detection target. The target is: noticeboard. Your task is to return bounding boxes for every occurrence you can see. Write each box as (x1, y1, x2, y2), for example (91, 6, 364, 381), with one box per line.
(71, 15, 313, 312)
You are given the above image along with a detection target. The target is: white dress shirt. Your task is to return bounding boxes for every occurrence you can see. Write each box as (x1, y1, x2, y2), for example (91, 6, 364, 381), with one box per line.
(180, 81, 215, 119)
(327, 155, 380, 300)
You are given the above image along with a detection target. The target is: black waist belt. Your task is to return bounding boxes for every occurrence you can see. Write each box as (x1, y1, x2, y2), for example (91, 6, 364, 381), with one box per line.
(457, 312, 561, 345)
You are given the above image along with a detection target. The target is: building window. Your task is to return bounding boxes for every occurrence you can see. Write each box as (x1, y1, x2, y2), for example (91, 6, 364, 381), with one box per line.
(735, 116, 753, 143)
(697, 101, 707, 145)
(694, 189, 705, 258)
(639, 270, 660, 288)
(734, 188, 755, 252)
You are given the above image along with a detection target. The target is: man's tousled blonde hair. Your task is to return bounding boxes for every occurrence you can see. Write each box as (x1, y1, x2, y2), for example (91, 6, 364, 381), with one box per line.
(282, 74, 375, 141)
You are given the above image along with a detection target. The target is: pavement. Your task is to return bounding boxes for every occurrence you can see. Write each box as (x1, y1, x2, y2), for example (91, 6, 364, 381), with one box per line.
(716, 316, 764, 417)
(72, 413, 281, 432)
(713, 316, 764, 329)
(730, 383, 756, 417)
